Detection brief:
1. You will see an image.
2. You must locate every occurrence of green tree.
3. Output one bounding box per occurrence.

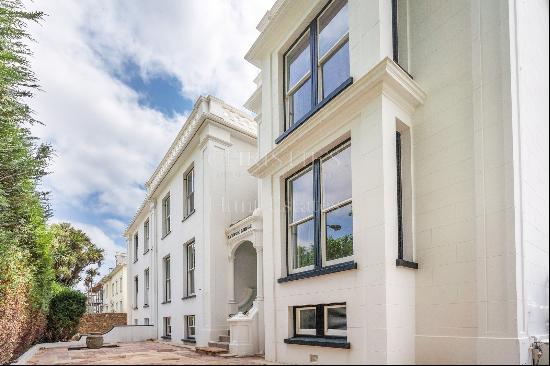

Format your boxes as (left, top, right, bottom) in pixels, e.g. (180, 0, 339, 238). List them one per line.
(0, 1, 52, 363)
(83, 267, 100, 292)
(50, 223, 104, 288)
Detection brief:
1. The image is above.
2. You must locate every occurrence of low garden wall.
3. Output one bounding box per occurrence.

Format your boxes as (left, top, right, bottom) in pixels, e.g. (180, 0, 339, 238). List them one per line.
(78, 313, 127, 335)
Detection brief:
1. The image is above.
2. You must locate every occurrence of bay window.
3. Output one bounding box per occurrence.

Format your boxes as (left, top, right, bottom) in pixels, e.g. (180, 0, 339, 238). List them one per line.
(282, 0, 351, 137)
(285, 141, 353, 277)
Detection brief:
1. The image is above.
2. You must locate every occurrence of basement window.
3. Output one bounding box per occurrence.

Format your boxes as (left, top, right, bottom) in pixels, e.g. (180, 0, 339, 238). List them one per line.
(285, 303, 350, 349)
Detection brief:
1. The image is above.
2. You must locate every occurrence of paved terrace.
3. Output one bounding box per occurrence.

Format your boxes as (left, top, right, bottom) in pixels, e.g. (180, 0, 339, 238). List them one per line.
(23, 341, 274, 365)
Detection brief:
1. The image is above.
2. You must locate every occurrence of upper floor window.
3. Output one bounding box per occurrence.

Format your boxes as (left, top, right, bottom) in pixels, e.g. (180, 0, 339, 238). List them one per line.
(163, 256, 171, 303)
(392, 0, 410, 73)
(162, 193, 171, 237)
(143, 219, 150, 253)
(184, 168, 195, 218)
(144, 268, 150, 307)
(286, 141, 353, 274)
(284, 0, 350, 131)
(133, 233, 138, 262)
(186, 241, 195, 296)
(133, 275, 138, 309)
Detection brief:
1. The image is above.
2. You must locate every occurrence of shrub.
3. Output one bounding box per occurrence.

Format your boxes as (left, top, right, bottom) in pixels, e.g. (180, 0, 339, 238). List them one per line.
(43, 287, 86, 342)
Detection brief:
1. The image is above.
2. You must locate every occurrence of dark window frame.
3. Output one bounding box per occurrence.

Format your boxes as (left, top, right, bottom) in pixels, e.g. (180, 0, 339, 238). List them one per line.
(391, 0, 414, 79)
(283, 140, 354, 279)
(290, 302, 348, 340)
(279, 0, 353, 144)
(183, 167, 195, 220)
(395, 131, 418, 269)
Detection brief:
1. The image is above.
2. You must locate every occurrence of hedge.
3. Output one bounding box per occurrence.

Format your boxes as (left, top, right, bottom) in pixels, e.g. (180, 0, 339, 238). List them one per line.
(42, 286, 87, 342)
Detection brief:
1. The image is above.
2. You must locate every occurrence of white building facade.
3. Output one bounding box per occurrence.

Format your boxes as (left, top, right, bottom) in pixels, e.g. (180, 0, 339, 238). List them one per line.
(100, 253, 128, 314)
(125, 96, 260, 346)
(245, 0, 548, 364)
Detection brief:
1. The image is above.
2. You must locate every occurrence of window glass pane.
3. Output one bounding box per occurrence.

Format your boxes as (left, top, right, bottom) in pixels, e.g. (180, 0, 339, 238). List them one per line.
(326, 203, 353, 261)
(327, 306, 347, 330)
(298, 308, 316, 330)
(289, 168, 314, 223)
(287, 32, 311, 90)
(291, 219, 315, 269)
(321, 41, 349, 98)
(322, 144, 351, 208)
(289, 78, 311, 125)
(318, 0, 348, 58)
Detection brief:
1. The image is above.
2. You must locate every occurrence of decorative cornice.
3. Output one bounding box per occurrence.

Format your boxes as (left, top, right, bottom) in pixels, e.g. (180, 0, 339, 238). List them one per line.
(248, 57, 426, 178)
(124, 96, 257, 236)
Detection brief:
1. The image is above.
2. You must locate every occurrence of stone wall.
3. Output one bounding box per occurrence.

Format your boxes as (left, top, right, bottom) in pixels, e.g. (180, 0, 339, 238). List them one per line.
(78, 313, 127, 335)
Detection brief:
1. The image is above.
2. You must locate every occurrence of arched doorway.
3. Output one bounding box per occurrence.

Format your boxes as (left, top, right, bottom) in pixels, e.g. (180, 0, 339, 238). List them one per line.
(233, 241, 257, 313)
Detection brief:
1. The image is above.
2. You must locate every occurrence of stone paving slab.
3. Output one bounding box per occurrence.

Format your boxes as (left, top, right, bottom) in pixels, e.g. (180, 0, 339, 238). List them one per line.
(24, 341, 275, 365)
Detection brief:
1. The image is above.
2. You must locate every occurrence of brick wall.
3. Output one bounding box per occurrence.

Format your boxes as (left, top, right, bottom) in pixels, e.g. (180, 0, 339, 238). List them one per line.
(78, 313, 127, 335)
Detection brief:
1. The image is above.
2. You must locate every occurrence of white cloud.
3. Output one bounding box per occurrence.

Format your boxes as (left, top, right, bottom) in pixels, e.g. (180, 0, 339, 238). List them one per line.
(24, 0, 273, 238)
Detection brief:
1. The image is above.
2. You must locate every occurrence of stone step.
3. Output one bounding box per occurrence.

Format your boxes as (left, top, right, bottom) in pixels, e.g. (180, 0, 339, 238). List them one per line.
(218, 335, 230, 343)
(208, 341, 229, 350)
(195, 346, 228, 356)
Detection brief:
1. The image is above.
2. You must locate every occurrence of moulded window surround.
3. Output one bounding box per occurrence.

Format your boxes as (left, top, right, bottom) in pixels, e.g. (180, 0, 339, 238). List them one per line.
(162, 194, 171, 238)
(285, 141, 353, 277)
(280, 0, 352, 143)
(183, 167, 195, 220)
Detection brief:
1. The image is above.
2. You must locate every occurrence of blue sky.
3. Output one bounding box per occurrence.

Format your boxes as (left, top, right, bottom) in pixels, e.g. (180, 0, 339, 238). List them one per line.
(26, 0, 273, 281)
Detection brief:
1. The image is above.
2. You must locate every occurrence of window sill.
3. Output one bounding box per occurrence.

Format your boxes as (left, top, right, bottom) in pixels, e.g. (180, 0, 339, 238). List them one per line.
(278, 261, 357, 283)
(395, 258, 418, 269)
(181, 338, 196, 344)
(276, 77, 353, 144)
(161, 231, 171, 240)
(161, 301, 171, 304)
(284, 336, 350, 349)
(143, 305, 149, 308)
(182, 210, 195, 222)
(182, 294, 196, 300)
(161, 336, 172, 340)
(143, 249, 150, 255)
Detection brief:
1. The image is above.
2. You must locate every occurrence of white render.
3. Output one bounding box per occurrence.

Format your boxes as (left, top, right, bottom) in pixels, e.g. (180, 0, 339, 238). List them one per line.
(100, 253, 128, 314)
(125, 96, 260, 346)
(245, 0, 548, 364)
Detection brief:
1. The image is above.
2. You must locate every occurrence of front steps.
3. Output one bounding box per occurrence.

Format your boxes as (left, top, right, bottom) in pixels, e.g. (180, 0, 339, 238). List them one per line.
(195, 331, 234, 357)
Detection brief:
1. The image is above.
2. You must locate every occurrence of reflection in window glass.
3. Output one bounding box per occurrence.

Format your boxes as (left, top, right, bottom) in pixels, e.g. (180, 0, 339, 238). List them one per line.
(289, 79, 312, 125)
(291, 219, 315, 269)
(325, 203, 353, 262)
(298, 308, 316, 333)
(287, 33, 311, 90)
(321, 41, 350, 98)
(322, 144, 351, 208)
(290, 169, 314, 222)
(325, 305, 347, 337)
(318, 0, 349, 58)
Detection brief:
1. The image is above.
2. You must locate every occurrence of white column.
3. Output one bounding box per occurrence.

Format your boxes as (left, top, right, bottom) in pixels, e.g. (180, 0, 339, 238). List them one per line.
(254, 246, 264, 302)
(228, 255, 237, 314)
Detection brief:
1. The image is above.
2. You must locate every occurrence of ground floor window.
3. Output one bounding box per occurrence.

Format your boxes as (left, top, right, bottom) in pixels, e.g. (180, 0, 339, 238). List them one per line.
(163, 317, 171, 338)
(144, 318, 150, 325)
(185, 315, 196, 340)
(294, 303, 347, 338)
(134, 319, 138, 325)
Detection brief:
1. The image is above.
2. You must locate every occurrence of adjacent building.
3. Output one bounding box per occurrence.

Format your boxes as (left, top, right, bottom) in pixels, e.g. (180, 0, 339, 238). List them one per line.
(100, 253, 128, 314)
(244, 0, 548, 364)
(125, 96, 259, 344)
